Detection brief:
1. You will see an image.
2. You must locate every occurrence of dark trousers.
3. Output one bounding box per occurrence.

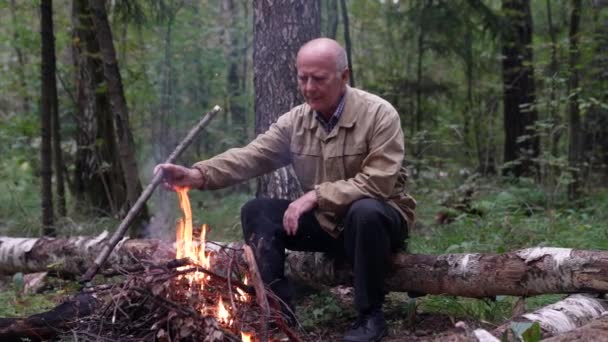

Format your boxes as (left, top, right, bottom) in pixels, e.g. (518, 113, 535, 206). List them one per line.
(241, 197, 406, 314)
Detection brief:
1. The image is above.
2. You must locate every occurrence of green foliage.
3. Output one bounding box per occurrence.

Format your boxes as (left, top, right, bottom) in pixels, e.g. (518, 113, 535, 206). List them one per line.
(0, 289, 59, 318)
(508, 321, 542, 342)
(297, 290, 354, 329)
(419, 295, 512, 324)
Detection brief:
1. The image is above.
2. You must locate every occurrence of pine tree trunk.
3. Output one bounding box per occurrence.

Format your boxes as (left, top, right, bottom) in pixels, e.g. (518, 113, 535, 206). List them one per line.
(583, 1, 608, 177)
(88, 0, 149, 235)
(51, 67, 66, 218)
(252, 0, 320, 200)
(501, 0, 540, 177)
(339, 0, 354, 87)
(72, 0, 127, 216)
(567, 0, 583, 199)
(325, 0, 338, 39)
(40, 0, 56, 236)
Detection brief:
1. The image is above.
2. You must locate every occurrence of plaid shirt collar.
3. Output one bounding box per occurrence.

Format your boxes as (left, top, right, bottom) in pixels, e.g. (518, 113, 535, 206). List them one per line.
(314, 91, 347, 133)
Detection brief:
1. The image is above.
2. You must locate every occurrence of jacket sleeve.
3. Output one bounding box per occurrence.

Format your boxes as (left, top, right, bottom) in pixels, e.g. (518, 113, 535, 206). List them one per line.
(192, 112, 292, 190)
(315, 107, 404, 215)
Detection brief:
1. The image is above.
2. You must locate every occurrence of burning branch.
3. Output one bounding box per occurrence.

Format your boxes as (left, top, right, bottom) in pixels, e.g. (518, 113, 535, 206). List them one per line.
(81, 106, 222, 284)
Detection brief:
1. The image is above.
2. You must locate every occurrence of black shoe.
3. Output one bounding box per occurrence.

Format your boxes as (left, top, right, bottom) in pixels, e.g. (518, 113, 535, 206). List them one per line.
(343, 310, 387, 342)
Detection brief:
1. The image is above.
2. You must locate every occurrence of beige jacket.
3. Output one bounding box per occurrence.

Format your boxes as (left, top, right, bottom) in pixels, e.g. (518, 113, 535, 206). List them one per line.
(193, 87, 416, 237)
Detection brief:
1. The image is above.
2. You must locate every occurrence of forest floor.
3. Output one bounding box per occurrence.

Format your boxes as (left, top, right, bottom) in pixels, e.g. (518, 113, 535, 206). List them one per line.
(1, 166, 608, 340)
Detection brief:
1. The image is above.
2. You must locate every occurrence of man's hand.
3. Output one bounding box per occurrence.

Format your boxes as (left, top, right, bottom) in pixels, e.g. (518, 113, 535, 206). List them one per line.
(283, 190, 318, 236)
(154, 163, 205, 190)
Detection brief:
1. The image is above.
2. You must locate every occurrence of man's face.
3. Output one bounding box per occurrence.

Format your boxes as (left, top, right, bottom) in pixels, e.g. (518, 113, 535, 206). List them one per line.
(296, 53, 348, 117)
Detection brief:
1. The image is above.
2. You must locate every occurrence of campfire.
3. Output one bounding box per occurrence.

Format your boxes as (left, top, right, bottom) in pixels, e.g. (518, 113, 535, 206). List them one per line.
(74, 188, 298, 341)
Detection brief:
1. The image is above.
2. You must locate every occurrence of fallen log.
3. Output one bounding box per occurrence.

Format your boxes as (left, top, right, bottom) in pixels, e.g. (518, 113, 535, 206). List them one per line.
(542, 313, 608, 341)
(492, 294, 607, 338)
(0, 232, 174, 276)
(0, 293, 98, 341)
(286, 247, 608, 297)
(3, 236, 608, 298)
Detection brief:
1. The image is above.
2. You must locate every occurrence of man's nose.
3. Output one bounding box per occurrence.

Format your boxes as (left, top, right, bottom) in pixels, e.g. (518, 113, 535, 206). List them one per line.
(304, 78, 316, 92)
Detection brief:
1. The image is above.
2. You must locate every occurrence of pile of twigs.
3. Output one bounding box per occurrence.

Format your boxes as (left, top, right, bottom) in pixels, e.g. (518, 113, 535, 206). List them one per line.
(72, 243, 298, 341)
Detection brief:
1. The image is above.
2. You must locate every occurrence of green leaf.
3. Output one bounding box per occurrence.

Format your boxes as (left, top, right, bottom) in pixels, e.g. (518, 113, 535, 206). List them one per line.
(510, 321, 533, 337)
(510, 321, 541, 342)
(522, 322, 541, 342)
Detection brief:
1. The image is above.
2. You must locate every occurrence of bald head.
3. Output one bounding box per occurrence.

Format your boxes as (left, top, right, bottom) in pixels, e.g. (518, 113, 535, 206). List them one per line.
(297, 38, 348, 73)
(296, 38, 350, 117)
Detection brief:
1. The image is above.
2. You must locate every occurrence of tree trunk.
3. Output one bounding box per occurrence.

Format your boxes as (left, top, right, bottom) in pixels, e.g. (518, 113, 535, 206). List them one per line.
(223, 0, 247, 145)
(72, 0, 127, 216)
(501, 0, 540, 178)
(492, 294, 607, 338)
(567, 0, 583, 199)
(51, 65, 66, 218)
(325, 0, 338, 39)
(546, 0, 561, 158)
(40, 0, 56, 236)
(252, 0, 320, 200)
(0, 234, 174, 276)
(543, 314, 608, 342)
(583, 1, 608, 178)
(88, 0, 149, 235)
(339, 0, 354, 87)
(286, 247, 608, 297)
(4, 238, 608, 299)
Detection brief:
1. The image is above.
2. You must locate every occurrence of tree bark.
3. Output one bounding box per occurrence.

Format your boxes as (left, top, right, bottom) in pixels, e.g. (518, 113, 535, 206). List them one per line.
(542, 314, 608, 342)
(253, 0, 320, 200)
(0, 233, 174, 276)
(567, 0, 583, 199)
(325, 0, 339, 39)
(545, 0, 561, 158)
(72, 0, 127, 216)
(286, 247, 608, 297)
(492, 294, 607, 338)
(583, 1, 608, 177)
(40, 0, 56, 236)
(88, 0, 149, 235)
(339, 0, 354, 87)
(501, 0, 540, 177)
(4, 238, 608, 299)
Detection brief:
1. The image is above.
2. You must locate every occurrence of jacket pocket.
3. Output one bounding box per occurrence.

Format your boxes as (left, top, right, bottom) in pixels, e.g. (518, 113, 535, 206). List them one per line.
(291, 143, 322, 191)
(338, 144, 367, 179)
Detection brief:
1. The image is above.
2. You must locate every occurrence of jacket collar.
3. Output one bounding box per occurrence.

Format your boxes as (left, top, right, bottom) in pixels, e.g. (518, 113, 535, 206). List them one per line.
(306, 86, 357, 134)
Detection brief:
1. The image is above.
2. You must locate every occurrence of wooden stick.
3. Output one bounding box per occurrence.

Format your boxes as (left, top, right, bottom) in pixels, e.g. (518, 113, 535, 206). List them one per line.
(80, 106, 221, 283)
(243, 245, 270, 342)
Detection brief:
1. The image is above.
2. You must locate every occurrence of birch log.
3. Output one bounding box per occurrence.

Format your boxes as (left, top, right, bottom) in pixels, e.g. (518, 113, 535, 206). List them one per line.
(3, 236, 608, 298)
(286, 247, 608, 297)
(0, 232, 174, 276)
(492, 294, 607, 338)
(541, 313, 608, 341)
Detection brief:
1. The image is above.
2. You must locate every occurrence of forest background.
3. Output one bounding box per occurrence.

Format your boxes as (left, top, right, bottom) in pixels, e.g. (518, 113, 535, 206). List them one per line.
(1, 0, 608, 334)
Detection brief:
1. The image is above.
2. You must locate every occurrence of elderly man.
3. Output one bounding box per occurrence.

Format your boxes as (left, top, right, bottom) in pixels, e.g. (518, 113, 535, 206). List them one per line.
(156, 38, 415, 342)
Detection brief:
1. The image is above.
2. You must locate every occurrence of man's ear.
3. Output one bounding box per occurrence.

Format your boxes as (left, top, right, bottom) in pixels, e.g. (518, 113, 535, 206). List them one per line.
(341, 68, 350, 84)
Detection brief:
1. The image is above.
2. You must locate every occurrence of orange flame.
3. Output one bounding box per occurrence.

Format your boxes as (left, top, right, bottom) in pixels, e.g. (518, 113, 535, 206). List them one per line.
(236, 276, 249, 302)
(241, 331, 253, 342)
(175, 188, 240, 328)
(175, 188, 211, 290)
(217, 296, 230, 324)
(175, 188, 210, 266)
